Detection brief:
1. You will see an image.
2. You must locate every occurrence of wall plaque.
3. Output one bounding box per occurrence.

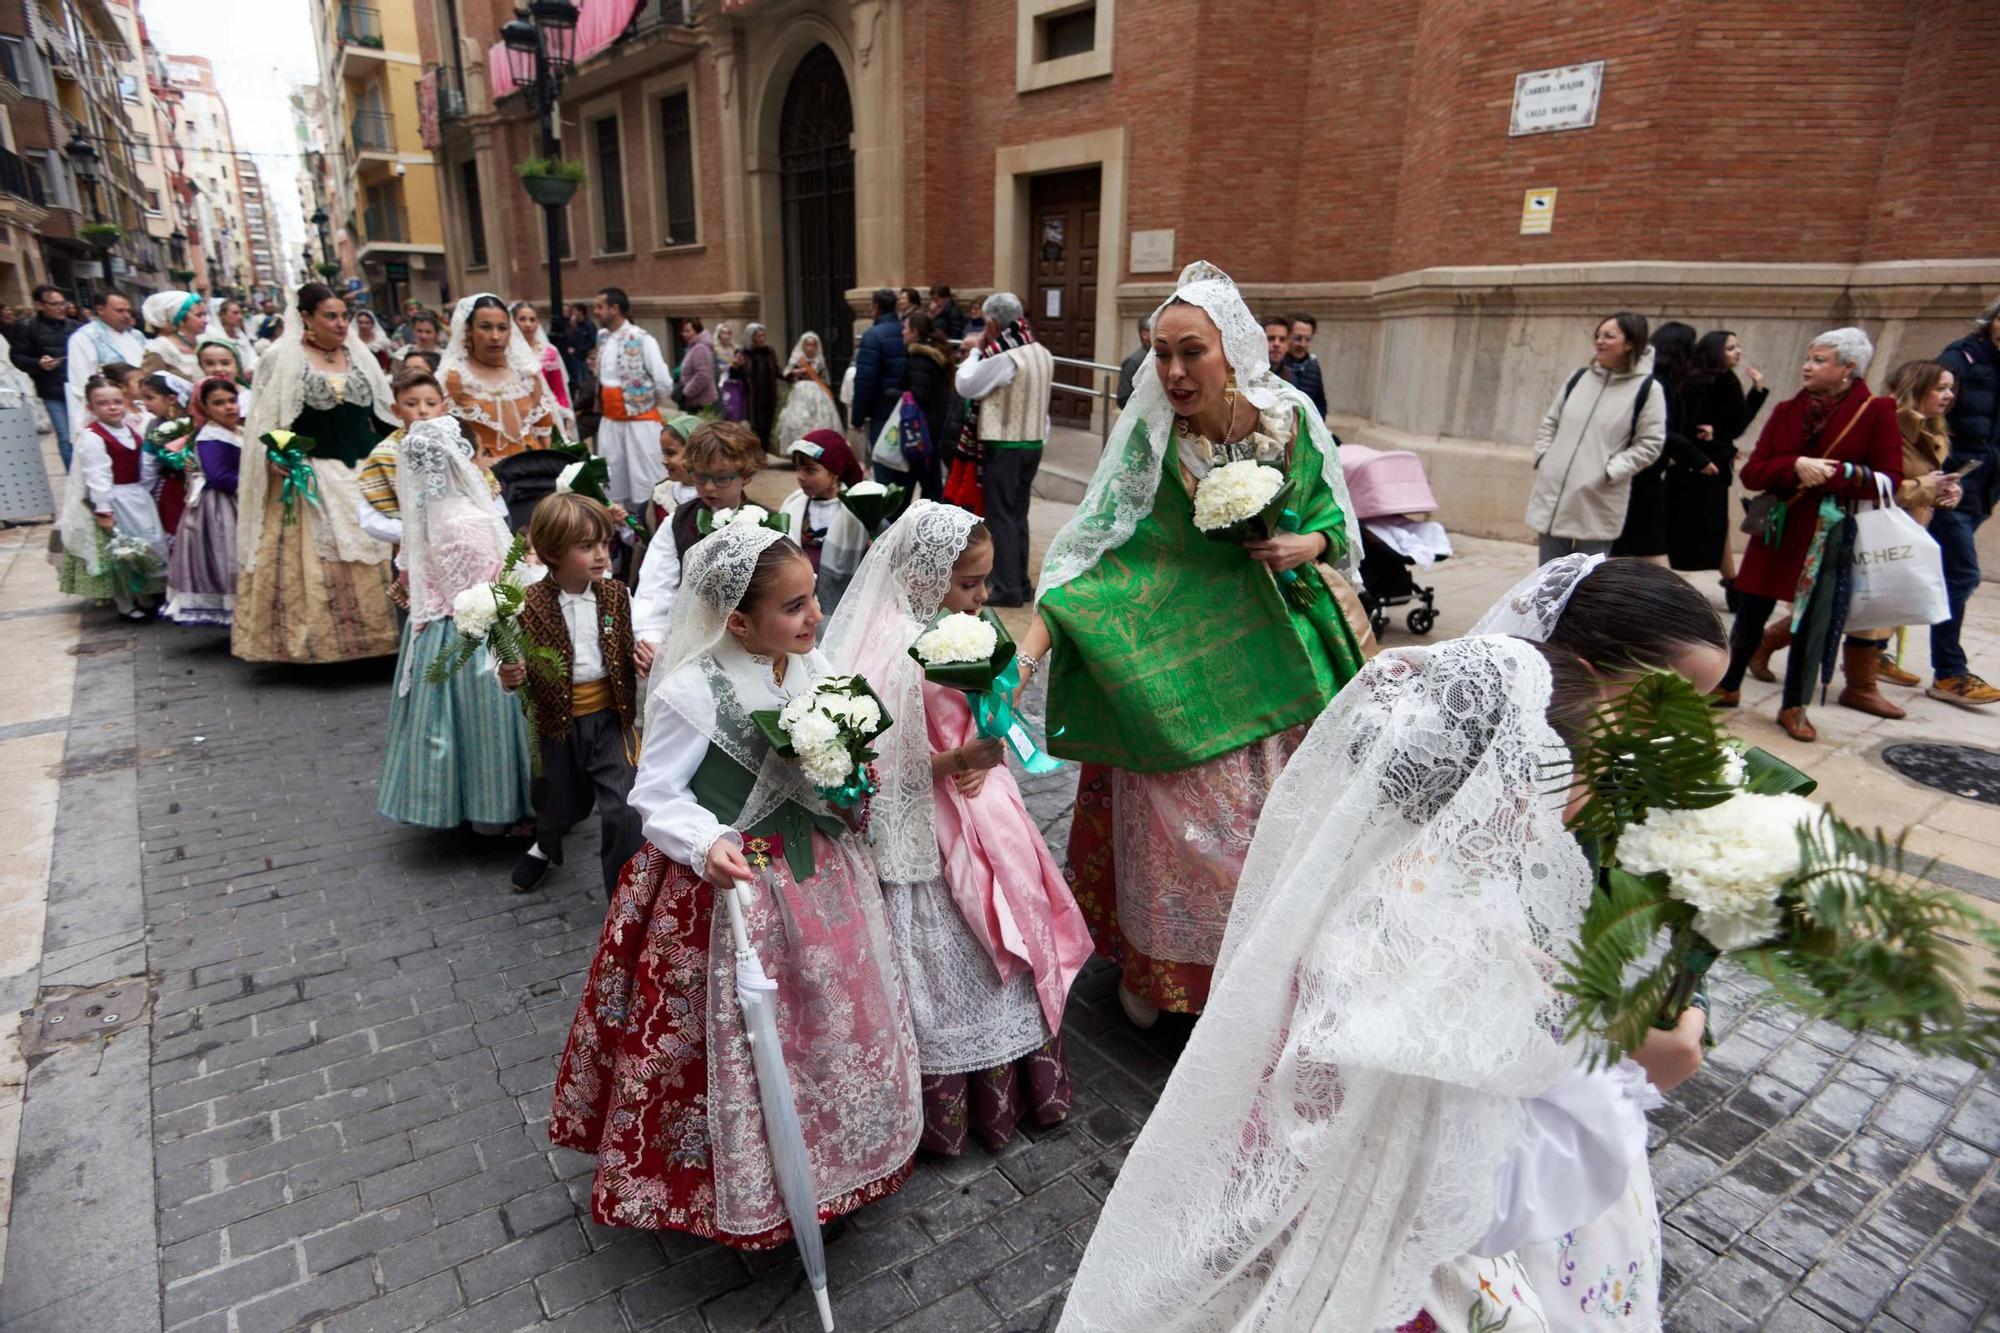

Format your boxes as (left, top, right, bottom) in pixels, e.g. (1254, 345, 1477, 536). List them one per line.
(1509, 62, 1603, 137)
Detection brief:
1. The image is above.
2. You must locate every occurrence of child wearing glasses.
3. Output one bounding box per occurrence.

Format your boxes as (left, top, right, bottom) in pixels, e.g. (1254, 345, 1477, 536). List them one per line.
(631, 419, 766, 656)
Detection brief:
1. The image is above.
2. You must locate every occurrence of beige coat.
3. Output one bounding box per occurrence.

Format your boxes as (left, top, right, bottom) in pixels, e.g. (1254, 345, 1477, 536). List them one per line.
(1524, 346, 1668, 541)
(1894, 406, 1950, 528)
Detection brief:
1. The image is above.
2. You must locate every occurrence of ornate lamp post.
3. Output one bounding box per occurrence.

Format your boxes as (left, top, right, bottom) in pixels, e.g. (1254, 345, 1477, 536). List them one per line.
(501, 0, 579, 320)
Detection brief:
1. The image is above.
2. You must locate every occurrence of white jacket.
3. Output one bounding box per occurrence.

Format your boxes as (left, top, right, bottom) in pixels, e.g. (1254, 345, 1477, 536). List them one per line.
(1524, 346, 1666, 541)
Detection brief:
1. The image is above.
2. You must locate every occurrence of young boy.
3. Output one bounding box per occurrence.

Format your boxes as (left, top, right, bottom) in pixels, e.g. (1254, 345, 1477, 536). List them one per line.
(500, 492, 644, 893)
(630, 419, 764, 646)
(778, 427, 869, 626)
(356, 369, 461, 607)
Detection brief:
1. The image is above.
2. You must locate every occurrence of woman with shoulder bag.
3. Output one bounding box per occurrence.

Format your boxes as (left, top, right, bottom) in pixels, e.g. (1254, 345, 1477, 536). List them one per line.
(1524, 312, 1668, 564)
(1839, 360, 1962, 713)
(1710, 328, 1904, 741)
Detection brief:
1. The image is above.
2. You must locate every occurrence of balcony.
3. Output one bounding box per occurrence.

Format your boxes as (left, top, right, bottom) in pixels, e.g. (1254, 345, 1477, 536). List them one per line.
(416, 68, 466, 150)
(0, 147, 49, 226)
(337, 5, 386, 77)
(0, 38, 24, 104)
(362, 203, 408, 245)
(349, 109, 396, 163)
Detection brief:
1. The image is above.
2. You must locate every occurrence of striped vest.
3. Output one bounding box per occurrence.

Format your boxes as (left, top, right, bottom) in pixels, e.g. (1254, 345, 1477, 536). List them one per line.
(977, 343, 1054, 442)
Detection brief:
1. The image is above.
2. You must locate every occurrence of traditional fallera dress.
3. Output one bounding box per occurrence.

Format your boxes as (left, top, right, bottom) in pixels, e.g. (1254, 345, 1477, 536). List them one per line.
(233, 339, 402, 664)
(1043, 398, 1366, 1014)
(446, 364, 559, 465)
(56, 419, 166, 607)
(776, 336, 844, 444)
(549, 623, 921, 1244)
(825, 501, 1092, 1153)
(376, 418, 534, 829)
(163, 422, 241, 626)
(595, 320, 675, 509)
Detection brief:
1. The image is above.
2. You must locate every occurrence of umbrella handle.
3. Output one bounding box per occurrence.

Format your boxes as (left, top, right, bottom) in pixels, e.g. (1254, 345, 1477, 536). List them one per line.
(726, 878, 755, 957)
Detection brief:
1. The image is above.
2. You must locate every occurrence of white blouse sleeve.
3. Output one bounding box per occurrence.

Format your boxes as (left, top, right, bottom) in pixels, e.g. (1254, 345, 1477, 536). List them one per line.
(74, 433, 115, 513)
(356, 496, 402, 545)
(631, 532, 681, 645)
(1470, 1059, 1661, 1258)
(954, 347, 1017, 400)
(631, 677, 736, 871)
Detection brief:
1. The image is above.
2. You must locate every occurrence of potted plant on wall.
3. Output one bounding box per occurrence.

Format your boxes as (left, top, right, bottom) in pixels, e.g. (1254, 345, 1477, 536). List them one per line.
(316, 261, 342, 279)
(168, 267, 197, 284)
(80, 221, 123, 248)
(515, 156, 585, 208)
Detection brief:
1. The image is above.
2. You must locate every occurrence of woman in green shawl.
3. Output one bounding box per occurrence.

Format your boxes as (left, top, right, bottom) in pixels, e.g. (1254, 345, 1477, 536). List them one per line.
(1014, 261, 1367, 1024)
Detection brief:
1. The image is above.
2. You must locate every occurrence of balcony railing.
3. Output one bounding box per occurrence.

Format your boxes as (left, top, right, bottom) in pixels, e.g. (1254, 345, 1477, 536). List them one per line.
(350, 110, 395, 153)
(362, 203, 408, 244)
(0, 148, 45, 205)
(338, 5, 384, 48)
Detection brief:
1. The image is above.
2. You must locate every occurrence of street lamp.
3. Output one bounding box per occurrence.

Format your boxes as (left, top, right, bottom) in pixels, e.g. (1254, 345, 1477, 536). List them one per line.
(503, 0, 579, 320)
(311, 206, 333, 275)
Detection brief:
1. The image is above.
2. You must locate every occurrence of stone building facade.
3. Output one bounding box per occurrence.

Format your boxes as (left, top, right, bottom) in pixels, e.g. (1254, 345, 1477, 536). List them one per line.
(422, 0, 2000, 535)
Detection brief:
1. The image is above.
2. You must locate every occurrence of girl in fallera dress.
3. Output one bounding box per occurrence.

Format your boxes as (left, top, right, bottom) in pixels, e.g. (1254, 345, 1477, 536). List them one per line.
(778, 428, 871, 628)
(825, 501, 1091, 1153)
(163, 377, 244, 627)
(56, 376, 166, 620)
(375, 415, 534, 830)
(630, 420, 765, 649)
(136, 370, 194, 538)
(550, 524, 921, 1244)
(623, 412, 700, 589)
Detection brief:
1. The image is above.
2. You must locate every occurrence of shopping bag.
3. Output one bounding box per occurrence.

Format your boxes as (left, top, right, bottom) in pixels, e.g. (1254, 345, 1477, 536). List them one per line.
(1846, 476, 1950, 628)
(870, 409, 910, 472)
(895, 391, 933, 466)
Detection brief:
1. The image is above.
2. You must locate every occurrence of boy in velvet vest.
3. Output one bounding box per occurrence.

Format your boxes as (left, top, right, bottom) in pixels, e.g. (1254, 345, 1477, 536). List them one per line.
(499, 493, 643, 893)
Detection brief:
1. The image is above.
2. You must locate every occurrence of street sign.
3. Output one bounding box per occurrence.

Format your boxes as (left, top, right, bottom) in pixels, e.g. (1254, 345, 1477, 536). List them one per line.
(1509, 62, 1604, 137)
(1521, 188, 1557, 235)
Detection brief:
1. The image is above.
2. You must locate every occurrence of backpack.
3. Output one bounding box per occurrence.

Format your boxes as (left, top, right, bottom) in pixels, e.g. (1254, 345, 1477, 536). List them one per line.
(1562, 366, 1655, 451)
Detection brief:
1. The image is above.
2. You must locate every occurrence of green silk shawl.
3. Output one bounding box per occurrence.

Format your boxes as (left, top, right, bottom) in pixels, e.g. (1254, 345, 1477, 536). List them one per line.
(689, 748, 845, 883)
(1040, 411, 1365, 772)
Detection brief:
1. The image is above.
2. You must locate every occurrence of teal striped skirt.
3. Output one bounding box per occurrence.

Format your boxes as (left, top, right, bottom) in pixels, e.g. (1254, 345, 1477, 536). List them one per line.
(378, 619, 535, 829)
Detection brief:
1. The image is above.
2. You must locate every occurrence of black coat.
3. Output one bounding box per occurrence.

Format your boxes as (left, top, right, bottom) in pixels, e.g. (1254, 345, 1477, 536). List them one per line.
(1281, 353, 1327, 416)
(1666, 373, 1770, 570)
(9, 314, 79, 399)
(1939, 331, 2000, 519)
(850, 313, 908, 435)
(900, 344, 952, 451)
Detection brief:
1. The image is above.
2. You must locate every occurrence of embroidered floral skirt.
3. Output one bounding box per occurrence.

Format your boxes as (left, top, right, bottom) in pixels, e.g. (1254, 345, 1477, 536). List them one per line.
(549, 837, 921, 1248)
(1065, 727, 1306, 1016)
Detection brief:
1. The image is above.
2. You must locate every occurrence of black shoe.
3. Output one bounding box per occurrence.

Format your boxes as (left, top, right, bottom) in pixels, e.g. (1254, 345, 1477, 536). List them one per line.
(511, 850, 550, 893)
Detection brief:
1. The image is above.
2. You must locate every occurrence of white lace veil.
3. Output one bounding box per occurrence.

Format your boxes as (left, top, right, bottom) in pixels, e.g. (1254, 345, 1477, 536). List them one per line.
(1468, 553, 1608, 642)
(440, 293, 543, 383)
(785, 332, 828, 380)
(1059, 635, 1596, 1333)
(395, 416, 507, 652)
(644, 525, 831, 834)
(1037, 261, 1362, 603)
(819, 500, 981, 884)
(239, 285, 398, 574)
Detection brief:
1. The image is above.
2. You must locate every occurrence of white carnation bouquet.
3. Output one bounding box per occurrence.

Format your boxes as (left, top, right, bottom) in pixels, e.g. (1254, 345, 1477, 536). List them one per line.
(751, 674, 892, 810)
(913, 611, 999, 668)
(840, 478, 910, 535)
(1562, 674, 2000, 1066)
(1190, 460, 1322, 609)
(105, 530, 166, 597)
(697, 503, 789, 537)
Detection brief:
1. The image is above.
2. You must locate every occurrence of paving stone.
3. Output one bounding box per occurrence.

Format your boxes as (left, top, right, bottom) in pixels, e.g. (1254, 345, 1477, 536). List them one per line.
(322, 1270, 466, 1333)
(162, 1246, 300, 1325)
(377, 1208, 512, 1290)
(233, 1259, 379, 1333)
(301, 1198, 437, 1275)
(227, 1184, 363, 1257)
(458, 1219, 591, 1302)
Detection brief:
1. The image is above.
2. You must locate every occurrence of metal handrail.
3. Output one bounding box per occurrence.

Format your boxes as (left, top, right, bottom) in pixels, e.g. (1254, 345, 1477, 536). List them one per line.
(1050, 354, 1123, 445)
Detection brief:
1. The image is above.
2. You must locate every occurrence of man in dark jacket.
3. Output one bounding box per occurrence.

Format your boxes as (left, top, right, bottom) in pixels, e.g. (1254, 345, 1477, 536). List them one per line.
(929, 284, 966, 341)
(9, 285, 80, 467)
(1930, 300, 2000, 707)
(1283, 314, 1328, 417)
(851, 289, 908, 472)
(1115, 315, 1152, 408)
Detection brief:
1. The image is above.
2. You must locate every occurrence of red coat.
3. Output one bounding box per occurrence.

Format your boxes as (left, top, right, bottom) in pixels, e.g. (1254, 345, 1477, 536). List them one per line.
(1734, 383, 1903, 601)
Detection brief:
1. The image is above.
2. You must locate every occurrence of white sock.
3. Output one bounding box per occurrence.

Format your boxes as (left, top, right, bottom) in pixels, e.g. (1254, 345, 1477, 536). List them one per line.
(526, 845, 549, 861)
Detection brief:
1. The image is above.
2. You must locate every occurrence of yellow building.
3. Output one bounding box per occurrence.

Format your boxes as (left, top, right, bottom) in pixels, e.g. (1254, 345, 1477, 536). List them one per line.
(311, 0, 444, 314)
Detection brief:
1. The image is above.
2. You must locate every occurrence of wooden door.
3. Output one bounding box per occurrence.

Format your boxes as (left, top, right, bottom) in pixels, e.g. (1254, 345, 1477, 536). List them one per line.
(1028, 168, 1100, 429)
(779, 45, 857, 381)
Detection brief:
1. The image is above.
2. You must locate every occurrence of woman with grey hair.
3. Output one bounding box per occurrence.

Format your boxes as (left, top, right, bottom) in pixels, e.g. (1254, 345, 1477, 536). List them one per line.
(1711, 326, 1903, 741)
(955, 291, 1054, 603)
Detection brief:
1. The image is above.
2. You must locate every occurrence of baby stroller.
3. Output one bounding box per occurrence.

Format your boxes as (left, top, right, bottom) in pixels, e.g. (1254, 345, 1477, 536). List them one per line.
(1340, 444, 1451, 638)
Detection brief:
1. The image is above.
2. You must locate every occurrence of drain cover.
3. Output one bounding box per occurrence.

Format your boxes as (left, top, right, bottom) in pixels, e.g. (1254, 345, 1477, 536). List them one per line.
(28, 977, 152, 1052)
(1882, 743, 2000, 806)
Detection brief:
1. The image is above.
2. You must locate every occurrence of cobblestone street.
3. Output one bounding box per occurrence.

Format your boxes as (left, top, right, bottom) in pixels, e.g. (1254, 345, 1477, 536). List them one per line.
(2, 536, 1998, 1333)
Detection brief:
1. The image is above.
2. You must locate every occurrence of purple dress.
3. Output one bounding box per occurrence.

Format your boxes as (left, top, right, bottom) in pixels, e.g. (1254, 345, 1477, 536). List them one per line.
(164, 426, 240, 626)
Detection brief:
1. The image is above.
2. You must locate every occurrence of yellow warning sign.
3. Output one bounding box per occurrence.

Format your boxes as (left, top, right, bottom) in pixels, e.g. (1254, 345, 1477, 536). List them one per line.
(1521, 188, 1557, 235)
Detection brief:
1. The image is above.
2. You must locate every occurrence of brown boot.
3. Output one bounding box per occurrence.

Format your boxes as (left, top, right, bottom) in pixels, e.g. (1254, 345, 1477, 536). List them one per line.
(1778, 706, 1817, 742)
(1839, 642, 1907, 719)
(1748, 623, 1790, 683)
(1877, 650, 1921, 688)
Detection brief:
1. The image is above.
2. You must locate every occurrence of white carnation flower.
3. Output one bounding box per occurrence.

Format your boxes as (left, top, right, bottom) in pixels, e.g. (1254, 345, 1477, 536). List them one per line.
(836, 694, 882, 732)
(555, 460, 587, 495)
(1617, 792, 1819, 953)
(783, 710, 840, 754)
(713, 504, 769, 529)
(451, 584, 501, 638)
(798, 740, 855, 788)
(846, 479, 887, 497)
(1716, 746, 1748, 789)
(780, 693, 817, 728)
(1191, 460, 1285, 531)
(652, 479, 681, 509)
(915, 612, 999, 667)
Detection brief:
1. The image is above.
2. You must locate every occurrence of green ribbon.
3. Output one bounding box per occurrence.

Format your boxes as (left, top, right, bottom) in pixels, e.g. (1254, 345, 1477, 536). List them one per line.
(270, 448, 322, 525)
(971, 657, 1066, 774)
(1272, 506, 1325, 610)
(817, 764, 876, 810)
